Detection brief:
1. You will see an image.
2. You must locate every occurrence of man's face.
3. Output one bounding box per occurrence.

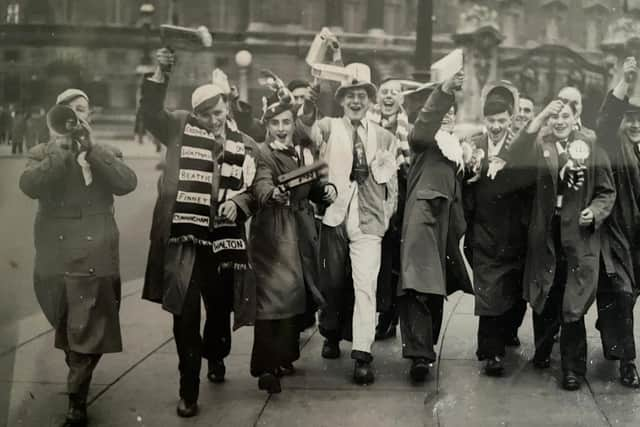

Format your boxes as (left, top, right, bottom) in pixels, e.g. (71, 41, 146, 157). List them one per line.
(484, 111, 511, 143)
(440, 106, 456, 133)
(266, 110, 295, 144)
(291, 86, 309, 110)
(558, 87, 582, 118)
(622, 112, 640, 143)
(548, 104, 576, 140)
(513, 98, 534, 131)
(377, 81, 403, 116)
(68, 97, 90, 122)
(341, 88, 370, 121)
(195, 97, 228, 135)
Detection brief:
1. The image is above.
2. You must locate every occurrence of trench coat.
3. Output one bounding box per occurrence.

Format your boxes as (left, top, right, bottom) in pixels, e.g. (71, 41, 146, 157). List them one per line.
(139, 79, 258, 326)
(502, 128, 616, 322)
(249, 140, 327, 320)
(400, 86, 473, 297)
(19, 140, 137, 353)
(463, 132, 529, 316)
(595, 92, 640, 297)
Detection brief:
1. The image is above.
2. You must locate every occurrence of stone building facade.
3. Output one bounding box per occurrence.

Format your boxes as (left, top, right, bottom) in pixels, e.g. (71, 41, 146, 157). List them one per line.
(1, 0, 640, 124)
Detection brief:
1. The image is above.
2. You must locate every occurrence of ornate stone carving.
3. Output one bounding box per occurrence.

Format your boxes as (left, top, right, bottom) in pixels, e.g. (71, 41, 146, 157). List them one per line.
(581, 0, 611, 13)
(602, 17, 640, 49)
(456, 4, 500, 37)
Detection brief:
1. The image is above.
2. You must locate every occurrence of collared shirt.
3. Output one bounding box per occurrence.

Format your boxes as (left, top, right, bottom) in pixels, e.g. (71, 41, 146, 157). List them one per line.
(487, 133, 507, 158)
(343, 116, 368, 144)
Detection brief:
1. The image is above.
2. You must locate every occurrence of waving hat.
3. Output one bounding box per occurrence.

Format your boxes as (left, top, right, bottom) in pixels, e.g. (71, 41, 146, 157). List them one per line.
(480, 80, 519, 118)
(335, 63, 378, 100)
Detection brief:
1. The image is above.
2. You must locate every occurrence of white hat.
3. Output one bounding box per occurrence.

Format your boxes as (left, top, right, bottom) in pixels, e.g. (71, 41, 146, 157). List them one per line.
(56, 88, 89, 105)
(335, 63, 378, 100)
(191, 83, 226, 111)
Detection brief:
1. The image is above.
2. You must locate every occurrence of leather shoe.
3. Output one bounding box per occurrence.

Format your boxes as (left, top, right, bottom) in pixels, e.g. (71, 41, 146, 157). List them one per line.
(258, 373, 282, 394)
(321, 340, 340, 359)
(176, 399, 199, 418)
(484, 356, 505, 377)
(562, 371, 581, 391)
(620, 362, 640, 389)
(63, 394, 87, 427)
(353, 360, 375, 385)
(207, 359, 226, 383)
(409, 358, 430, 382)
(532, 356, 551, 369)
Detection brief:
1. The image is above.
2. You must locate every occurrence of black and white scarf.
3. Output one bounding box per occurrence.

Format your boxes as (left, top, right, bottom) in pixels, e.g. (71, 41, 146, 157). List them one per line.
(169, 115, 252, 271)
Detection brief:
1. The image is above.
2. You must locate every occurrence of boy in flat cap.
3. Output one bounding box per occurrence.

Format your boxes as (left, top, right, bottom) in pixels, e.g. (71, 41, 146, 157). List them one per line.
(139, 48, 259, 417)
(20, 88, 137, 426)
(594, 56, 640, 388)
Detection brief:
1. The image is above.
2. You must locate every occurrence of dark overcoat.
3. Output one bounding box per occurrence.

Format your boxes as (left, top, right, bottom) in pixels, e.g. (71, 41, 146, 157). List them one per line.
(19, 140, 137, 353)
(249, 141, 326, 320)
(596, 92, 640, 297)
(463, 132, 529, 316)
(139, 79, 258, 325)
(400, 86, 473, 297)
(504, 128, 616, 322)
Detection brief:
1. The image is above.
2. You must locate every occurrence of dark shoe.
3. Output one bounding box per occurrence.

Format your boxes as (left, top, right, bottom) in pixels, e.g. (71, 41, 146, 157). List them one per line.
(484, 356, 505, 377)
(620, 362, 640, 389)
(176, 399, 199, 418)
(409, 358, 430, 382)
(63, 393, 87, 427)
(532, 356, 551, 370)
(562, 371, 581, 391)
(276, 363, 296, 377)
(353, 360, 375, 385)
(258, 373, 282, 394)
(321, 340, 340, 359)
(504, 335, 521, 347)
(207, 359, 226, 383)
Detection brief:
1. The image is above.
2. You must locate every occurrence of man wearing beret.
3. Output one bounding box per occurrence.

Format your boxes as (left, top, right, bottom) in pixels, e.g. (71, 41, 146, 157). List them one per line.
(139, 48, 259, 417)
(463, 83, 528, 376)
(20, 88, 137, 426)
(304, 63, 398, 385)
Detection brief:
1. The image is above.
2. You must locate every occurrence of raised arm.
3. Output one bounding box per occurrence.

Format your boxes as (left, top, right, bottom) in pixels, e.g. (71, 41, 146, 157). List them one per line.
(86, 144, 137, 196)
(409, 85, 455, 153)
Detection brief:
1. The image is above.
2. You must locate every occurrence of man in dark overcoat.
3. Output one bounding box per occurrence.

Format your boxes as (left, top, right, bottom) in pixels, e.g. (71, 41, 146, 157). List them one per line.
(463, 84, 528, 376)
(19, 88, 137, 426)
(139, 49, 258, 417)
(399, 70, 473, 383)
(594, 56, 640, 388)
(499, 99, 615, 390)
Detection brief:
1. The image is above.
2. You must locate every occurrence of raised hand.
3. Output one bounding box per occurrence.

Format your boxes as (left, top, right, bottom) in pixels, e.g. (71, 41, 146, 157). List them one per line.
(442, 71, 464, 95)
(623, 56, 637, 85)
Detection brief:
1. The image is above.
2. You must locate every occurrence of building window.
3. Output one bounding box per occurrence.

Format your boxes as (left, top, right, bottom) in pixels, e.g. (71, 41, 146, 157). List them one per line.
(344, 0, 365, 33)
(384, 0, 402, 35)
(6, 2, 20, 24)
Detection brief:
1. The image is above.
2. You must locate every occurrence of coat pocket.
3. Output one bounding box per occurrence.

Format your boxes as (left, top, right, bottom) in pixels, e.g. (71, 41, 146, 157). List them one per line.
(416, 189, 449, 225)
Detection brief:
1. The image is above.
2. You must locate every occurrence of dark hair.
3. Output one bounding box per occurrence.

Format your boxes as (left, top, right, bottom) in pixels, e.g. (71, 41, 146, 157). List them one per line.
(483, 100, 512, 117)
(287, 79, 310, 92)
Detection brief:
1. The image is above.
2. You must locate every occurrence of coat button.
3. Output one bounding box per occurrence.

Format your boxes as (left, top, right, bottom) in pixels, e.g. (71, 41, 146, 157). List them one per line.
(89, 268, 95, 274)
(87, 236, 93, 241)
(58, 235, 64, 241)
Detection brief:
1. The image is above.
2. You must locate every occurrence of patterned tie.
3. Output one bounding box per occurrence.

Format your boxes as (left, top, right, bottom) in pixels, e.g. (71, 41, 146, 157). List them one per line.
(350, 120, 369, 185)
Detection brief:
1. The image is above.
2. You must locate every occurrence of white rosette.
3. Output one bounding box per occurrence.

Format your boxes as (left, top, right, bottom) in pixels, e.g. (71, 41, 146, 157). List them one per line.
(242, 155, 257, 187)
(370, 149, 396, 184)
(435, 129, 463, 171)
(568, 139, 590, 165)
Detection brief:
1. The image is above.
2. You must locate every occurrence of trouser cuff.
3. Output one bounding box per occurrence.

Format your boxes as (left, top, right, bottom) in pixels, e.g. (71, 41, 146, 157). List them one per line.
(351, 350, 373, 363)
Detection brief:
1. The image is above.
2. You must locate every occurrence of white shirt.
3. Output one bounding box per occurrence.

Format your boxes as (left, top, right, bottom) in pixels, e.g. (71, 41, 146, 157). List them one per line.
(487, 133, 507, 158)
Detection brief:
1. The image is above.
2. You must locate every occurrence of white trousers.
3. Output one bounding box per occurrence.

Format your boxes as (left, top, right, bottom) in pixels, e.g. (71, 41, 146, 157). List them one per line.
(345, 196, 382, 355)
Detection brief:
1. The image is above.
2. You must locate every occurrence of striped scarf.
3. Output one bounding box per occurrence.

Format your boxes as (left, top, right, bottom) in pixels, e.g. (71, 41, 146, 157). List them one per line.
(367, 105, 411, 168)
(169, 115, 250, 271)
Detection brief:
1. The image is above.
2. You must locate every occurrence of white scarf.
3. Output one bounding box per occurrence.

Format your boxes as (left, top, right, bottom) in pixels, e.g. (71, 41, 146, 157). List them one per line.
(435, 129, 463, 172)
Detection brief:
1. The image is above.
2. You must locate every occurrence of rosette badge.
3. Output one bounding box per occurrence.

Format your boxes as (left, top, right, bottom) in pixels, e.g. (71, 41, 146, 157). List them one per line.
(568, 139, 590, 166)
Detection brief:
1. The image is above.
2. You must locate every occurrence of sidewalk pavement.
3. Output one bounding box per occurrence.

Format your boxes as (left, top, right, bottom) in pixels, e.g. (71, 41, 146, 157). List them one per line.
(1, 278, 639, 427)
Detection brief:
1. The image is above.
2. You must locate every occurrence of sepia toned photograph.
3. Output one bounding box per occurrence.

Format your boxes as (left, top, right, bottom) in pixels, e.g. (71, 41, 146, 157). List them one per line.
(1, 1, 640, 426)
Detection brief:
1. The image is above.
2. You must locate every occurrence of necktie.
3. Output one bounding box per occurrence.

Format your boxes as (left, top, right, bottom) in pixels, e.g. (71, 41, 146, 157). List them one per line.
(350, 121, 369, 185)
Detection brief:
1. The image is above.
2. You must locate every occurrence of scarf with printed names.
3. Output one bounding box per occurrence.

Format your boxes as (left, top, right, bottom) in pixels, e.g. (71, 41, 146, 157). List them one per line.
(169, 115, 249, 271)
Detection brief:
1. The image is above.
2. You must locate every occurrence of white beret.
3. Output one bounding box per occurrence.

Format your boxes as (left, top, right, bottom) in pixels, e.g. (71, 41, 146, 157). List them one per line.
(56, 88, 89, 105)
(191, 84, 226, 110)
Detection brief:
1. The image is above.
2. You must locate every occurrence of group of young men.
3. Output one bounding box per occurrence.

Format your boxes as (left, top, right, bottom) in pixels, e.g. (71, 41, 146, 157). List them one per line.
(19, 44, 640, 426)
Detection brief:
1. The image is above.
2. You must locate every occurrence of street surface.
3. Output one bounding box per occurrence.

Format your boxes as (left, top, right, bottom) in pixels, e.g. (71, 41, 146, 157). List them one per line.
(1, 133, 640, 426)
